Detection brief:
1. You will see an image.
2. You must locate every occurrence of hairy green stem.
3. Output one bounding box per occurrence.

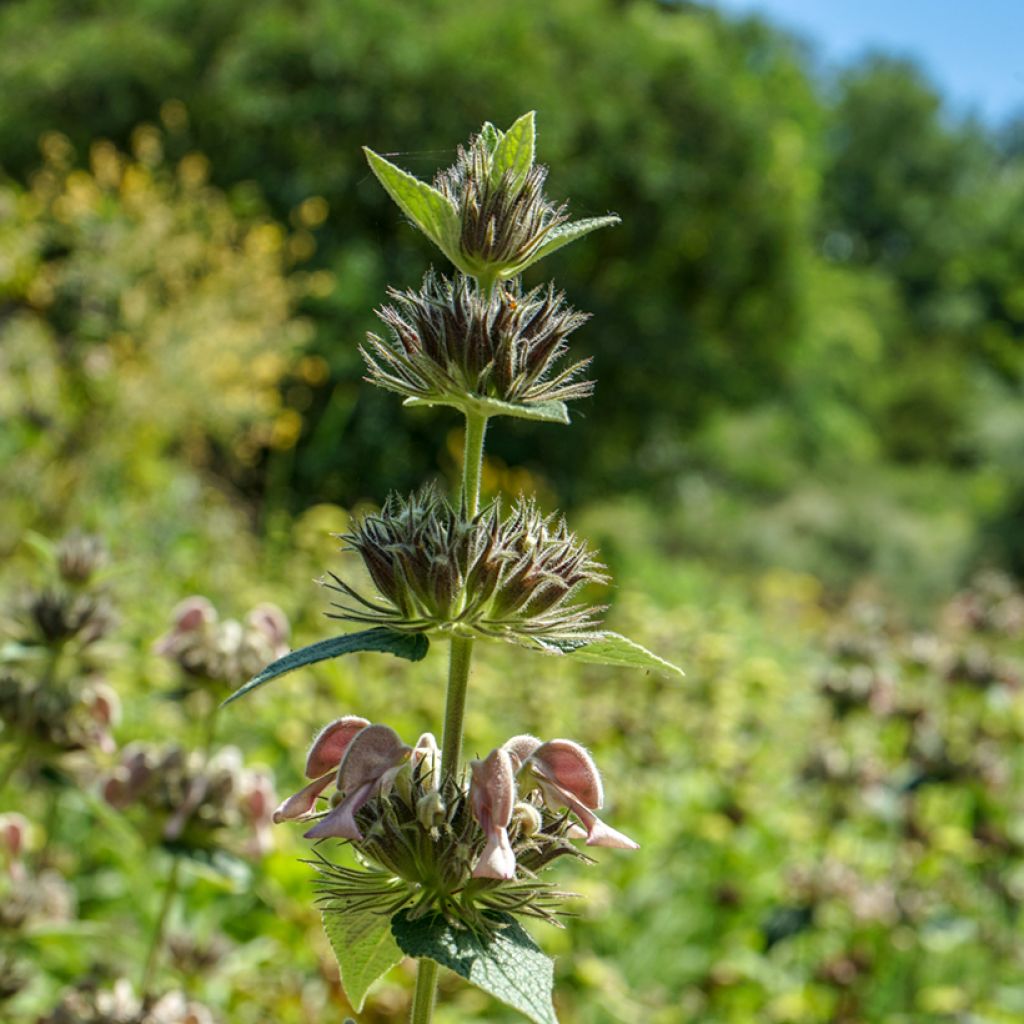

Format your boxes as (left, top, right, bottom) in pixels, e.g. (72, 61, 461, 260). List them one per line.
(440, 636, 473, 780)
(410, 410, 489, 1022)
(461, 411, 488, 517)
(409, 957, 439, 1024)
(140, 854, 181, 999)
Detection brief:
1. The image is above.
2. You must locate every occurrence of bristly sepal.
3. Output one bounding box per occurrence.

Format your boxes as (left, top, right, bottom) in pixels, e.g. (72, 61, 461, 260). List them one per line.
(362, 270, 593, 423)
(323, 484, 609, 648)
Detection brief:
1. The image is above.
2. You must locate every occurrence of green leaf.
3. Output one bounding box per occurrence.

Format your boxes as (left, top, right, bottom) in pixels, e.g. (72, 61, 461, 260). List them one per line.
(545, 632, 685, 677)
(222, 628, 430, 706)
(392, 910, 557, 1024)
(363, 148, 462, 263)
(491, 111, 535, 191)
(479, 121, 502, 155)
(512, 215, 621, 275)
(403, 394, 570, 425)
(323, 904, 404, 1012)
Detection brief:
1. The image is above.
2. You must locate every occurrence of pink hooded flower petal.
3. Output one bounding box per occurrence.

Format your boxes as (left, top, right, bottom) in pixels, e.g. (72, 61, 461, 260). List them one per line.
(305, 716, 370, 778)
(536, 779, 639, 850)
(528, 739, 638, 850)
(470, 748, 518, 880)
(272, 771, 335, 823)
(502, 734, 542, 771)
(303, 725, 411, 842)
(474, 826, 517, 880)
(582, 816, 639, 850)
(336, 724, 411, 794)
(304, 781, 374, 841)
(529, 739, 603, 809)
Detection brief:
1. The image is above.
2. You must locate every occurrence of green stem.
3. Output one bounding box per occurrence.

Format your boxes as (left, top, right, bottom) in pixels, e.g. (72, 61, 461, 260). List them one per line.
(462, 412, 488, 517)
(440, 636, 473, 780)
(410, 410, 489, 1022)
(409, 958, 439, 1024)
(140, 854, 181, 999)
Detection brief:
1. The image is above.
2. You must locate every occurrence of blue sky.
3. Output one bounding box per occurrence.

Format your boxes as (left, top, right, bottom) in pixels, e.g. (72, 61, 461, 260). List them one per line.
(712, 0, 1024, 123)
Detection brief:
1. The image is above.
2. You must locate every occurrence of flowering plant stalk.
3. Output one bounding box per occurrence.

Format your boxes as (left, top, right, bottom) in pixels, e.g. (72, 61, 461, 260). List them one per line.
(226, 113, 683, 1023)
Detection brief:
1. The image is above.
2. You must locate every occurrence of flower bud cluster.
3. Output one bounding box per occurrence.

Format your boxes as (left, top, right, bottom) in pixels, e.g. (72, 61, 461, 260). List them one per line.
(433, 129, 568, 279)
(5, 534, 115, 649)
(155, 597, 289, 689)
(275, 716, 636, 930)
(38, 979, 214, 1024)
(0, 812, 76, 933)
(325, 485, 607, 647)
(363, 270, 592, 413)
(0, 671, 120, 755)
(102, 744, 275, 858)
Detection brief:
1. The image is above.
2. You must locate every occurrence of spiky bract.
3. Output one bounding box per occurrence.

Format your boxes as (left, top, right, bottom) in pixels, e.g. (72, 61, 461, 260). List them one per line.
(362, 271, 593, 412)
(434, 133, 568, 276)
(323, 485, 607, 648)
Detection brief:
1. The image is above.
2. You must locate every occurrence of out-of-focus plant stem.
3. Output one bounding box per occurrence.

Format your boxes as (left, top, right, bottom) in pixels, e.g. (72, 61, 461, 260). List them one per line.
(140, 853, 181, 999)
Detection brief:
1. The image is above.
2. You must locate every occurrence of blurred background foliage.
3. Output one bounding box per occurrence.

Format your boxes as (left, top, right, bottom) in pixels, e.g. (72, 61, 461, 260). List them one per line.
(2, 0, 1024, 1022)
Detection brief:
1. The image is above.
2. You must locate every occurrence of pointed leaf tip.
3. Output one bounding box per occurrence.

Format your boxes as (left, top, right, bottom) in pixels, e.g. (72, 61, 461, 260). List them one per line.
(492, 111, 536, 191)
(545, 632, 684, 677)
(222, 628, 429, 706)
(363, 147, 462, 265)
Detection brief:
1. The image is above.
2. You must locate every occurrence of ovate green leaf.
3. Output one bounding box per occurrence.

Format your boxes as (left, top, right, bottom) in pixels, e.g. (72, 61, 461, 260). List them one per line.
(392, 910, 557, 1024)
(491, 111, 536, 191)
(222, 628, 430, 705)
(545, 632, 684, 677)
(323, 904, 404, 1012)
(363, 148, 462, 263)
(513, 215, 621, 274)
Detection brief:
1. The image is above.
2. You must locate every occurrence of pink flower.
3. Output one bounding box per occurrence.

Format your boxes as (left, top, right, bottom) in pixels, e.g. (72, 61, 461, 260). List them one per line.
(525, 739, 639, 850)
(304, 725, 411, 841)
(154, 596, 217, 656)
(272, 716, 369, 823)
(469, 747, 517, 880)
(246, 603, 290, 657)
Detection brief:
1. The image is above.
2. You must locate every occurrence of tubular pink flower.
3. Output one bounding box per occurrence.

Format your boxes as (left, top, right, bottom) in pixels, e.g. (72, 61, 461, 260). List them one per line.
(469, 748, 518, 880)
(154, 596, 216, 655)
(305, 717, 371, 777)
(527, 739, 639, 851)
(304, 725, 410, 841)
(246, 603, 291, 655)
(273, 716, 370, 823)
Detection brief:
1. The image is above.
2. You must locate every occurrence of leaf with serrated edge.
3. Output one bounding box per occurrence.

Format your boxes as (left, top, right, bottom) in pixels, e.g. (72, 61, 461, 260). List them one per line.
(323, 904, 403, 1012)
(222, 628, 429, 706)
(491, 111, 535, 191)
(363, 148, 463, 265)
(538, 632, 684, 677)
(403, 394, 569, 425)
(392, 911, 557, 1024)
(510, 216, 621, 276)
